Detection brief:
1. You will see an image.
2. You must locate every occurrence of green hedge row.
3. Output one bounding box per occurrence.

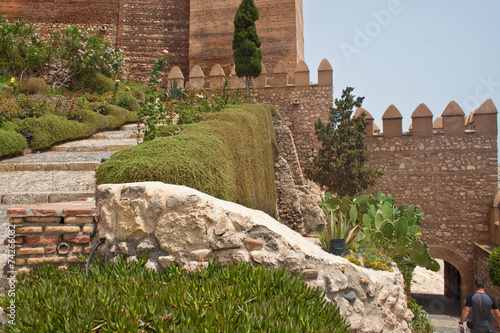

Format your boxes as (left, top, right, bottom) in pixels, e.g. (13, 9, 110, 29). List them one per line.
(96, 104, 278, 217)
(0, 105, 137, 156)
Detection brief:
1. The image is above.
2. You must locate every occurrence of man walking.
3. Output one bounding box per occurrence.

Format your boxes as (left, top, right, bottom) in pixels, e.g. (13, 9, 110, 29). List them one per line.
(460, 278, 500, 333)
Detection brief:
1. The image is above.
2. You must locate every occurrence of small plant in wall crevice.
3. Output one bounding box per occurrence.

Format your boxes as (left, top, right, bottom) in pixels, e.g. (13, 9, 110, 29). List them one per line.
(488, 246, 500, 286)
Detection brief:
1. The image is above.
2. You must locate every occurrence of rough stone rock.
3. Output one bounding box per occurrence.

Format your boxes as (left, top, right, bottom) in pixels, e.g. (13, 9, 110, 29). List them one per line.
(297, 180, 325, 233)
(96, 182, 413, 332)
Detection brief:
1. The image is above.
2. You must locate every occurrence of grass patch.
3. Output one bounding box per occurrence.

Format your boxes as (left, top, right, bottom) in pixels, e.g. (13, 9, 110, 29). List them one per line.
(96, 104, 278, 217)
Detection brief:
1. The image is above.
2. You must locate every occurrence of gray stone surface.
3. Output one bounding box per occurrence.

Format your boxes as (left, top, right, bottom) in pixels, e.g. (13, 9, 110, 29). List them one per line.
(0, 151, 114, 164)
(0, 171, 95, 193)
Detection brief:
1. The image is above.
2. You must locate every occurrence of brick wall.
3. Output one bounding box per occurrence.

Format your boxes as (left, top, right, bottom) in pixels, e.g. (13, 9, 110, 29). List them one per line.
(5, 201, 96, 274)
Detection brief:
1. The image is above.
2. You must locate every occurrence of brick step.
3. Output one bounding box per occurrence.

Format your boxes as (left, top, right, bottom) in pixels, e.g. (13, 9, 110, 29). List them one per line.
(50, 139, 137, 152)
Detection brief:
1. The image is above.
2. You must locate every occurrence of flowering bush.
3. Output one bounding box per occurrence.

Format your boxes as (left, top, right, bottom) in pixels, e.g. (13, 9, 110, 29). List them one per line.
(46, 26, 124, 90)
(0, 15, 47, 77)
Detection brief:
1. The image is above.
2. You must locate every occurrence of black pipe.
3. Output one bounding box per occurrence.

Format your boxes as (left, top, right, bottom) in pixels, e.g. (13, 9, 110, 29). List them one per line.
(86, 239, 105, 277)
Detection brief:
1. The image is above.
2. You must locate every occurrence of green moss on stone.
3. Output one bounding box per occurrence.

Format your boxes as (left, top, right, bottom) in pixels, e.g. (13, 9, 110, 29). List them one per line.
(0, 129, 26, 157)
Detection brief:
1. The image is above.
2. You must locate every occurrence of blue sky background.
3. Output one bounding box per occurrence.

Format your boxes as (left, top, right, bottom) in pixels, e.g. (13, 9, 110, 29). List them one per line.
(303, 0, 500, 132)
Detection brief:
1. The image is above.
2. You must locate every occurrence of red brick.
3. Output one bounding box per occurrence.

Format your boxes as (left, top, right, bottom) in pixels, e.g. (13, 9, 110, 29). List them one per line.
(31, 208, 57, 215)
(7, 208, 26, 215)
(302, 269, 319, 280)
(26, 216, 61, 223)
(25, 236, 61, 244)
(4, 237, 23, 245)
(63, 235, 90, 244)
(83, 247, 92, 254)
(67, 257, 86, 264)
(63, 209, 95, 215)
(46, 246, 57, 254)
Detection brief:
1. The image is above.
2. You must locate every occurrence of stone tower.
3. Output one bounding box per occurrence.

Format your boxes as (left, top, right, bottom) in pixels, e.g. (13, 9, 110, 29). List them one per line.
(1, 0, 304, 81)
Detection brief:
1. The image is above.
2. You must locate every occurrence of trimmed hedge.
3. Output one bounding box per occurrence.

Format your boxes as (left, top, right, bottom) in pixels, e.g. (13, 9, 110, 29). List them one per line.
(96, 104, 278, 217)
(0, 105, 137, 153)
(0, 128, 26, 157)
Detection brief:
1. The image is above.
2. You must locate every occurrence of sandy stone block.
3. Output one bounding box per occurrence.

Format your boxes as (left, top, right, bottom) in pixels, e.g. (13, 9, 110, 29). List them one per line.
(0, 164, 15, 172)
(72, 246, 83, 253)
(68, 162, 99, 171)
(25, 236, 61, 243)
(26, 216, 62, 223)
(83, 247, 92, 254)
(16, 227, 43, 234)
(64, 216, 94, 224)
(81, 225, 94, 234)
(67, 257, 86, 264)
(15, 164, 43, 171)
(9, 217, 24, 224)
(4, 194, 48, 205)
(43, 163, 68, 171)
(63, 235, 90, 244)
(15, 258, 25, 266)
(45, 226, 80, 233)
(18, 247, 45, 255)
(17, 268, 31, 275)
(27, 257, 65, 265)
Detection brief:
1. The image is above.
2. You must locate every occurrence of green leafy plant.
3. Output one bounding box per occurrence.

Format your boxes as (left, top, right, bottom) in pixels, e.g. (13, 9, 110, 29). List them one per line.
(315, 192, 375, 251)
(0, 257, 350, 332)
(488, 246, 500, 286)
(407, 294, 434, 332)
(305, 87, 382, 197)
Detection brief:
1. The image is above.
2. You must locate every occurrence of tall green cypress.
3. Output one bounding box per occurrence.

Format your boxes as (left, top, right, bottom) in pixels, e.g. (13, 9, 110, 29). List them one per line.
(232, 0, 262, 96)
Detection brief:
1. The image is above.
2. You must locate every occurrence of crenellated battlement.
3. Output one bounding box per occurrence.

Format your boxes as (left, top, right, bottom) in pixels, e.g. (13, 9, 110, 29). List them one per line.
(355, 99, 498, 137)
(164, 59, 333, 91)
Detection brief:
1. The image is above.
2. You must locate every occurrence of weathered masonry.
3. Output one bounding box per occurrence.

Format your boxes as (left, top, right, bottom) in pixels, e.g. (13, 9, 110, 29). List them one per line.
(1, 0, 304, 81)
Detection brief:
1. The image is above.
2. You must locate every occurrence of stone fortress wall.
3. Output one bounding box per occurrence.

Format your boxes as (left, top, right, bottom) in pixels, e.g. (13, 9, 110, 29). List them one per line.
(0, 0, 302, 82)
(359, 100, 499, 301)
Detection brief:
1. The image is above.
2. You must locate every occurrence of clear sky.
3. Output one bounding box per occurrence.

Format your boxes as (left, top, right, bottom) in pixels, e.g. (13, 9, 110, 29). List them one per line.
(303, 0, 500, 132)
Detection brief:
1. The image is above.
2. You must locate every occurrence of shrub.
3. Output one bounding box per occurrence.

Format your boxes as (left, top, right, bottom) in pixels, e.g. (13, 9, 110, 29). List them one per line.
(73, 72, 115, 94)
(407, 295, 434, 333)
(488, 247, 500, 286)
(0, 128, 26, 157)
(0, 258, 350, 332)
(115, 91, 140, 112)
(96, 104, 277, 217)
(0, 97, 21, 119)
(17, 77, 48, 95)
(16, 95, 48, 119)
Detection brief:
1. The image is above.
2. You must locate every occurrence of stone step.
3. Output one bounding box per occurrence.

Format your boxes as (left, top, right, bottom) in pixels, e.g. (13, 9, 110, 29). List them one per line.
(0, 151, 114, 172)
(120, 123, 145, 131)
(91, 130, 143, 140)
(50, 139, 137, 152)
(0, 171, 96, 205)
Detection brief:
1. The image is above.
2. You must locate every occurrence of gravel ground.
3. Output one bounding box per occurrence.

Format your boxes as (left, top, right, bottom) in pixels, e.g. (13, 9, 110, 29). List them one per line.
(0, 171, 96, 193)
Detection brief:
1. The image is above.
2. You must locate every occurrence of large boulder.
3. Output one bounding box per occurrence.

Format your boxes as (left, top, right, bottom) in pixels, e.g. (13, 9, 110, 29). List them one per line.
(96, 182, 413, 333)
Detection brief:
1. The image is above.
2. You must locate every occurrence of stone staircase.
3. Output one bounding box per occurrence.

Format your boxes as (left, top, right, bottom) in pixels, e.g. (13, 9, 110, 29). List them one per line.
(0, 124, 142, 271)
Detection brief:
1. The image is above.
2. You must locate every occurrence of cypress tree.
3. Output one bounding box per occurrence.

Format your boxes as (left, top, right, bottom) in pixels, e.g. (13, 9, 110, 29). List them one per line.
(232, 0, 262, 96)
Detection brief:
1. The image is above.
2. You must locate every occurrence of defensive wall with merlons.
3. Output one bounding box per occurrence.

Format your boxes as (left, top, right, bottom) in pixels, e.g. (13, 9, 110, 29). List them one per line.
(357, 100, 499, 303)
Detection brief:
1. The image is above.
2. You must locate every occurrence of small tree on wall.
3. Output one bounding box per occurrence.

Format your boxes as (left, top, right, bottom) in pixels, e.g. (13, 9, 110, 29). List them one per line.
(305, 87, 382, 197)
(232, 0, 262, 97)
